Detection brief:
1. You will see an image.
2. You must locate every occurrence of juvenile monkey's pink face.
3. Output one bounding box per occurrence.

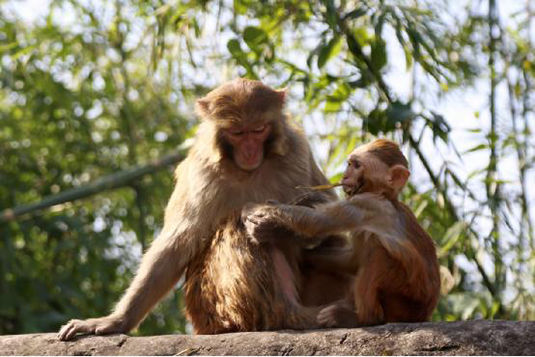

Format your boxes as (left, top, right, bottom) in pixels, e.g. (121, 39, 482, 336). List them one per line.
(342, 151, 365, 196)
(223, 123, 272, 171)
(342, 147, 389, 196)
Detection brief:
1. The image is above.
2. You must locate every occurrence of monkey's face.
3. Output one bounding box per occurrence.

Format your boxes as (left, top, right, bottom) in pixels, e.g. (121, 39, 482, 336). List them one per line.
(195, 78, 287, 171)
(342, 144, 411, 198)
(222, 123, 272, 171)
(342, 147, 390, 197)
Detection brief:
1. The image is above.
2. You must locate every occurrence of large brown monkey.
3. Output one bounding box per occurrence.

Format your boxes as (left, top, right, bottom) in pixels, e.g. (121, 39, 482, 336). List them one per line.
(244, 139, 441, 327)
(58, 78, 343, 340)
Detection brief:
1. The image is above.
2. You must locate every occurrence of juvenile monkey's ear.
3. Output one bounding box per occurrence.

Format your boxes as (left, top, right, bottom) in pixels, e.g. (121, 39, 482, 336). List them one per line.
(388, 164, 410, 191)
(195, 98, 211, 118)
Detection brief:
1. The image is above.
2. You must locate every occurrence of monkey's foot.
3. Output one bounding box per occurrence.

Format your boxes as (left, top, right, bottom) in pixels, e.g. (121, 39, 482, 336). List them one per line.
(317, 304, 359, 328)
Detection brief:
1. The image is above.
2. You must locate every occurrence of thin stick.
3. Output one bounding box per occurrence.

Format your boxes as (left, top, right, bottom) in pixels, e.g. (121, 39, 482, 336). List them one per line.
(295, 183, 343, 191)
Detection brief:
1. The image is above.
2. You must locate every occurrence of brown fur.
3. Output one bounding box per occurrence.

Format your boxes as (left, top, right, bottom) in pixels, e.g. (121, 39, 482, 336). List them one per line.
(185, 214, 320, 333)
(243, 139, 441, 327)
(342, 198, 440, 325)
(58, 78, 341, 340)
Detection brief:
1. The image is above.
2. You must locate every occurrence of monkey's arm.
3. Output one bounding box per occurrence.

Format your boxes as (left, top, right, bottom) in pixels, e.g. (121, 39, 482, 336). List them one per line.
(58, 171, 210, 341)
(58, 231, 185, 340)
(243, 201, 355, 242)
(244, 193, 396, 243)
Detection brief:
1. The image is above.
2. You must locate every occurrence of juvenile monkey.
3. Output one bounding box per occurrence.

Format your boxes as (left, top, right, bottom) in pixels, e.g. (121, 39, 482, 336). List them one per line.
(58, 78, 343, 340)
(244, 139, 441, 327)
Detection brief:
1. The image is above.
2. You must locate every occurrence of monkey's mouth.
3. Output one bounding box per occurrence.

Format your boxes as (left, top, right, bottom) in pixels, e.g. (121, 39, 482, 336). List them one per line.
(343, 181, 364, 197)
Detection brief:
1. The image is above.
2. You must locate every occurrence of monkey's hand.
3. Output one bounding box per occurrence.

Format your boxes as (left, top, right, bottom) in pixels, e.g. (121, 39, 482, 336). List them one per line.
(242, 204, 286, 245)
(58, 315, 129, 341)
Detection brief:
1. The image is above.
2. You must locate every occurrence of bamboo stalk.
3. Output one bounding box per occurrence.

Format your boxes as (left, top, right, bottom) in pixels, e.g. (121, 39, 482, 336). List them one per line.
(295, 183, 343, 191)
(0, 151, 185, 223)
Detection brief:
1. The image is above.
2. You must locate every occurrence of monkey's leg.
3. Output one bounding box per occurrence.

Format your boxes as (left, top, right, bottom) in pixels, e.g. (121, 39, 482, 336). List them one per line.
(353, 268, 384, 326)
(185, 219, 274, 333)
(186, 218, 322, 333)
(270, 247, 324, 330)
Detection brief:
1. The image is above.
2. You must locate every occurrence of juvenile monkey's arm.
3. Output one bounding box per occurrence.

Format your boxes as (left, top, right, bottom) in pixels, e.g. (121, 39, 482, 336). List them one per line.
(279, 202, 362, 236)
(244, 193, 397, 243)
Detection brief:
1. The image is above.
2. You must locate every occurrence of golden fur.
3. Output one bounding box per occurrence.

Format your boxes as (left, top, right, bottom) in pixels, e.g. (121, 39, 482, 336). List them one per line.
(58, 78, 342, 340)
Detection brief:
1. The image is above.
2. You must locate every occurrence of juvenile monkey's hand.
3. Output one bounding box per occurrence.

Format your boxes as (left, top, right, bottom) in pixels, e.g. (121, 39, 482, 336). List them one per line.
(242, 204, 285, 244)
(58, 315, 128, 341)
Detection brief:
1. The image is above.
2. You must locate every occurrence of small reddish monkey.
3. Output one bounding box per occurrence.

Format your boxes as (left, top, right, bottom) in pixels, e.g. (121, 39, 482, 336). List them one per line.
(244, 139, 441, 327)
(58, 78, 344, 340)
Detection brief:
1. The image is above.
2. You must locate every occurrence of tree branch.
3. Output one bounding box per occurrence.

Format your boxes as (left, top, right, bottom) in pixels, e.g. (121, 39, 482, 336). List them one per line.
(0, 151, 185, 223)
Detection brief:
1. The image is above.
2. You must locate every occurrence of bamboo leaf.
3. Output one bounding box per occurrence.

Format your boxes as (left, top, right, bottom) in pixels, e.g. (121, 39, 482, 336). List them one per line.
(317, 36, 342, 69)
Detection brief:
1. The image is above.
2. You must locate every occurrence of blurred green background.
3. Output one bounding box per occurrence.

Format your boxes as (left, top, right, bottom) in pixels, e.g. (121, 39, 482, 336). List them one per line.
(1, 0, 534, 335)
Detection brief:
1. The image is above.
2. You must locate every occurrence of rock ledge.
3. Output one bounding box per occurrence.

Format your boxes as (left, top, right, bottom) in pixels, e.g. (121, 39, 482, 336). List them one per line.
(1, 320, 534, 355)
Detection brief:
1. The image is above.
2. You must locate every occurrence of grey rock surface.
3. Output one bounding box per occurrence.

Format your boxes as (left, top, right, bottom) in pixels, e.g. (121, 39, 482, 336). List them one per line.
(1, 320, 534, 355)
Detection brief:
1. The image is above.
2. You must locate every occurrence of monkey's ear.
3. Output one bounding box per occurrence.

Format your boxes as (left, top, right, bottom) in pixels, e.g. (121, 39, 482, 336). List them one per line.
(275, 88, 287, 105)
(195, 98, 211, 118)
(194, 122, 222, 163)
(388, 165, 410, 191)
(270, 119, 289, 156)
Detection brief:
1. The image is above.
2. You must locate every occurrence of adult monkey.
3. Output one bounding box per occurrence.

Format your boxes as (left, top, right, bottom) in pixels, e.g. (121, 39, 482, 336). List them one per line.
(58, 78, 343, 340)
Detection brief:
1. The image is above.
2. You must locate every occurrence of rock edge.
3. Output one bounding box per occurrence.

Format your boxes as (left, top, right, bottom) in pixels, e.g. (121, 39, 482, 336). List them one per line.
(1, 320, 534, 355)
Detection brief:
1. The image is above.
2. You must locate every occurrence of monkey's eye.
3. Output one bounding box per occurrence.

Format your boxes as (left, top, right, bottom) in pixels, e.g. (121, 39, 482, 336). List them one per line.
(348, 160, 360, 168)
(229, 130, 245, 136)
(252, 125, 266, 133)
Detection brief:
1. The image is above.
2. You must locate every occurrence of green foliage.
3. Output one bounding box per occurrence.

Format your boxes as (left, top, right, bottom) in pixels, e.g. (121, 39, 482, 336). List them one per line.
(0, 1, 190, 334)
